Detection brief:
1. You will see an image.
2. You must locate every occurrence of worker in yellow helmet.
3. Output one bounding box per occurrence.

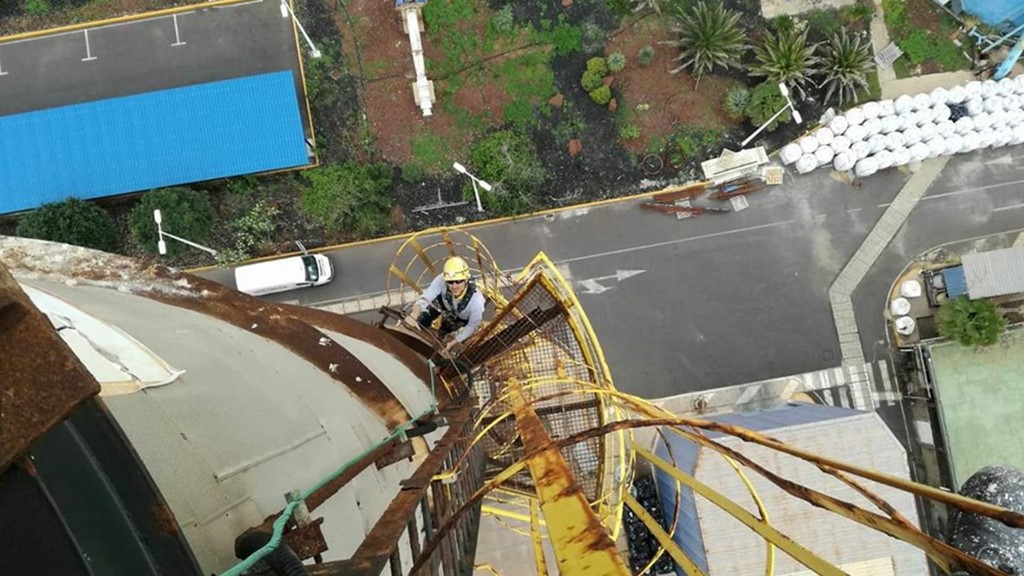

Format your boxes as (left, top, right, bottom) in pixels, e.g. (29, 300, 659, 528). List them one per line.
(404, 256, 486, 355)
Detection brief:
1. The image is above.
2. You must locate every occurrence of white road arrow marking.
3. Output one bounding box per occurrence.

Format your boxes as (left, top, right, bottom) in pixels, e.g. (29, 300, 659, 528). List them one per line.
(578, 270, 645, 294)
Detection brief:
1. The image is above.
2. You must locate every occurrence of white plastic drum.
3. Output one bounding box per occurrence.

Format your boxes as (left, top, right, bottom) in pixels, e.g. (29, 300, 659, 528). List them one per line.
(799, 135, 819, 154)
(913, 109, 933, 127)
(891, 146, 912, 166)
(861, 101, 881, 120)
(909, 142, 930, 162)
(931, 104, 951, 122)
(828, 114, 849, 135)
(900, 280, 923, 298)
(966, 97, 984, 116)
(851, 140, 871, 160)
(886, 131, 906, 150)
(780, 143, 803, 165)
(878, 99, 896, 116)
(894, 94, 914, 114)
(831, 135, 852, 152)
(946, 85, 967, 104)
(815, 145, 835, 166)
(981, 79, 999, 97)
(955, 116, 976, 135)
(962, 131, 982, 152)
(936, 120, 956, 137)
(913, 93, 932, 111)
(796, 153, 818, 174)
(918, 122, 937, 141)
(833, 150, 856, 172)
(930, 87, 949, 106)
(1015, 75, 1024, 94)
(974, 113, 994, 131)
(998, 77, 1016, 96)
(891, 297, 912, 316)
(895, 316, 917, 336)
(846, 123, 869, 142)
(879, 115, 901, 134)
(984, 96, 1004, 114)
(854, 156, 879, 177)
(965, 80, 983, 98)
(925, 137, 945, 157)
(902, 125, 922, 144)
(846, 106, 866, 126)
(943, 134, 965, 155)
(874, 149, 895, 169)
(867, 134, 888, 153)
(814, 127, 835, 146)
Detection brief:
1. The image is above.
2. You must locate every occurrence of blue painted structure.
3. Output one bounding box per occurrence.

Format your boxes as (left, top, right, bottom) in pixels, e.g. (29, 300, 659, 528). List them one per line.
(961, 0, 1024, 29)
(943, 265, 969, 298)
(0, 71, 309, 214)
(653, 403, 860, 576)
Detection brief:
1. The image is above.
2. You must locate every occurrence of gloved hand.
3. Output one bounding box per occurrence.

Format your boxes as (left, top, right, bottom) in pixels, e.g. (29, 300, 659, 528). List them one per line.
(404, 304, 422, 329)
(442, 336, 464, 358)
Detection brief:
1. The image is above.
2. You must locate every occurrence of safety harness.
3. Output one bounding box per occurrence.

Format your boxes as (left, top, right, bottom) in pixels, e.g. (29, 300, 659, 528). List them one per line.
(433, 280, 477, 325)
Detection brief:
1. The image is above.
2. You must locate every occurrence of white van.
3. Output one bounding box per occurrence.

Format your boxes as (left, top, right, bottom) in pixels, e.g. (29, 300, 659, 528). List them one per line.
(234, 244, 334, 297)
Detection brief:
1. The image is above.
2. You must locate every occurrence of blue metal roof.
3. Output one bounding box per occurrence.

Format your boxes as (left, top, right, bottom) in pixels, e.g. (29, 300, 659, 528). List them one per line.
(943, 265, 969, 299)
(0, 71, 309, 214)
(652, 403, 861, 576)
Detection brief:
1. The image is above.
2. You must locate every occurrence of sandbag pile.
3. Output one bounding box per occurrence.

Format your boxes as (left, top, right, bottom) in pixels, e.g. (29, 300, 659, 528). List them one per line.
(780, 77, 1024, 177)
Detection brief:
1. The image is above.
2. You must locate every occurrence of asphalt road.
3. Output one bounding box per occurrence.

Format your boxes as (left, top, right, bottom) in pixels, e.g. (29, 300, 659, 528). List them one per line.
(193, 148, 1024, 399)
(0, 0, 303, 121)
(197, 165, 911, 398)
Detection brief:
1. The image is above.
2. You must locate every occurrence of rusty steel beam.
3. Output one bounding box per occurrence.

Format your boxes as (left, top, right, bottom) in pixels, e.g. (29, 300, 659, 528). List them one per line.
(506, 381, 629, 576)
(0, 263, 100, 472)
(340, 403, 476, 574)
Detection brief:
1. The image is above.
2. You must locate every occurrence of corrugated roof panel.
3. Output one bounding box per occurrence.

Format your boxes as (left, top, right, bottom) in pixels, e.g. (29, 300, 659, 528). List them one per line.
(963, 246, 1024, 299)
(654, 433, 708, 575)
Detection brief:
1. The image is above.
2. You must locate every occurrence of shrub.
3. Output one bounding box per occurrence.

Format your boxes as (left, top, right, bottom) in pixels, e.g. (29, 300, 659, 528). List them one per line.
(937, 296, 1006, 348)
(469, 130, 547, 214)
(882, 0, 907, 32)
(589, 85, 612, 105)
(619, 123, 641, 140)
(489, 4, 516, 37)
(804, 8, 842, 37)
(723, 86, 750, 120)
(586, 56, 609, 76)
(815, 28, 874, 106)
(667, 0, 748, 78)
(898, 29, 931, 65)
(607, 52, 627, 73)
(745, 82, 792, 131)
(750, 26, 818, 98)
(770, 15, 795, 33)
(401, 162, 426, 183)
(637, 45, 655, 65)
(16, 198, 117, 252)
(581, 70, 605, 91)
(24, 0, 49, 16)
(842, 0, 875, 26)
(217, 200, 280, 265)
(130, 187, 216, 256)
(301, 161, 394, 236)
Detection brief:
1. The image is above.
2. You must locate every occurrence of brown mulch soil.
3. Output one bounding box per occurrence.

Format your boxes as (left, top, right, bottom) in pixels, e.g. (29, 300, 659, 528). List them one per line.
(605, 15, 743, 154)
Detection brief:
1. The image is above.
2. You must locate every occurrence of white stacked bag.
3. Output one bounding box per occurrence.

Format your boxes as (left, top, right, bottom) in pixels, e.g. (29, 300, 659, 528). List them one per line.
(780, 77, 1024, 175)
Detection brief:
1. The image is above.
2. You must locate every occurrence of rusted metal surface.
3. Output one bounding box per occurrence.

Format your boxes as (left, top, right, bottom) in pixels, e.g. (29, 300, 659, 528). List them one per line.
(507, 381, 628, 576)
(283, 517, 328, 560)
(0, 263, 100, 472)
(144, 272, 414, 429)
(374, 440, 415, 470)
(338, 402, 480, 575)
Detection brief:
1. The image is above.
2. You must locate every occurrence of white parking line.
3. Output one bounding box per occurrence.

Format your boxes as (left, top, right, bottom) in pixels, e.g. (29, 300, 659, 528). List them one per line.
(924, 177, 1024, 201)
(172, 14, 187, 46)
(994, 202, 1024, 213)
(82, 30, 97, 61)
(558, 219, 796, 265)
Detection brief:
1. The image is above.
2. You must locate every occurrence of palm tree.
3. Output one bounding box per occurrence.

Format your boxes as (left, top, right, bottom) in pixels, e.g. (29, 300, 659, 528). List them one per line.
(666, 1, 748, 80)
(750, 25, 818, 98)
(815, 28, 874, 107)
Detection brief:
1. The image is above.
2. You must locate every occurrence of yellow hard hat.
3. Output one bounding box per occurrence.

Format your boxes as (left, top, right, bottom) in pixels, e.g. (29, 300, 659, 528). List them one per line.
(443, 256, 470, 282)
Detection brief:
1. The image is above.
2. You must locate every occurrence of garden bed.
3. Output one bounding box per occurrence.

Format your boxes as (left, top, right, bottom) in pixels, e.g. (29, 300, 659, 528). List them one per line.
(883, 0, 973, 78)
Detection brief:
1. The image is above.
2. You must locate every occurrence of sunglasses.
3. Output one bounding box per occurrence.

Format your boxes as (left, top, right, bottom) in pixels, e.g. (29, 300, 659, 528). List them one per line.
(446, 279, 466, 285)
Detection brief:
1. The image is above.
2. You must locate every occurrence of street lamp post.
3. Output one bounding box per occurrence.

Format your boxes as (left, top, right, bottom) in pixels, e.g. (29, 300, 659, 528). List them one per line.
(740, 83, 803, 149)
(153, 209, 218, 257)
(452, 162, 492, 213)
(280, 0, 321, 59)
